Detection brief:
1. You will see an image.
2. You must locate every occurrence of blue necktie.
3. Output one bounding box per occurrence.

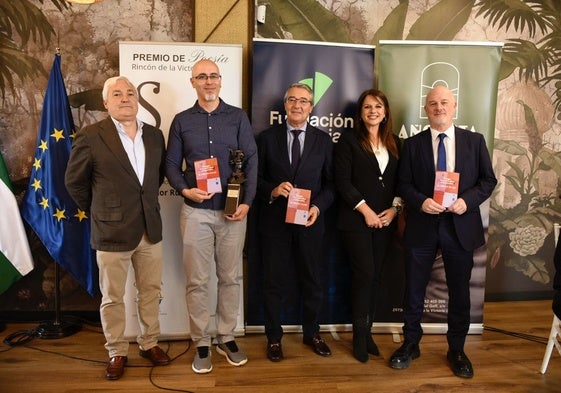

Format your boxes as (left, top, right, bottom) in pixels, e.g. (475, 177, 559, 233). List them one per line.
(291, 130, 302, 174)
(437, 133, 447, 171)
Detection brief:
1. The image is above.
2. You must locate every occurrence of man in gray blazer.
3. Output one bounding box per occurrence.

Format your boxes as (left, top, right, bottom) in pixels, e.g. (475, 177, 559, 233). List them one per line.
(65, 76, 169, 380)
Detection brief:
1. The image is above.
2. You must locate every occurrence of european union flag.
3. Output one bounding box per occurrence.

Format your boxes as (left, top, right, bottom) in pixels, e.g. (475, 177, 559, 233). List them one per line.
(20, 54, 98, 296)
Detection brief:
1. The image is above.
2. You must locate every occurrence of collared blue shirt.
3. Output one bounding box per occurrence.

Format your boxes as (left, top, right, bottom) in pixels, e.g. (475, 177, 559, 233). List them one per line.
(165, 99, 258, 210)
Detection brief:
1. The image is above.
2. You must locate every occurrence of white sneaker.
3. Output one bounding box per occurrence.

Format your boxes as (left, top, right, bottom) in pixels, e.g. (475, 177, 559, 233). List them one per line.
(192, 346, 212, 374)
(216, 340, 248, 366)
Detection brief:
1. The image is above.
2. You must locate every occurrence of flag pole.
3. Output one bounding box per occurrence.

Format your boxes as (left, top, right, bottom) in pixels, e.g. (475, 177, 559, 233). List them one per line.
(33, 46, 83, 339)
(35, 261, 82, 339)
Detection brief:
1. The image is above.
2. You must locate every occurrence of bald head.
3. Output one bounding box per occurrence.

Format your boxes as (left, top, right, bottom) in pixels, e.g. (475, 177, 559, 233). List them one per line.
(424, 85, 457, 131)
(190, 59, 222, 108)
(191, 59, 220, 78)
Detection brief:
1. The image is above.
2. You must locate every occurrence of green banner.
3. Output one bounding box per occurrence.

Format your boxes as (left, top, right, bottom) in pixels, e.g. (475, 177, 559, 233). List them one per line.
(377, 40, 502, 330)
(378, 40, 502, 151)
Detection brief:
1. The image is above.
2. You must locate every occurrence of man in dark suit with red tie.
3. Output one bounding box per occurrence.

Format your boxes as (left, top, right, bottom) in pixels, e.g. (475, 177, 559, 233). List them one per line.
(389, 85, 497, 378)
(256, 83, 335, 362)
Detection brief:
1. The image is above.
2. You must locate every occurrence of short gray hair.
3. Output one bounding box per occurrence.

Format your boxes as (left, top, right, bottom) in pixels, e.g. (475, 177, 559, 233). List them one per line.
(284, 83, 314, 105)
(102, 76, 137, 101)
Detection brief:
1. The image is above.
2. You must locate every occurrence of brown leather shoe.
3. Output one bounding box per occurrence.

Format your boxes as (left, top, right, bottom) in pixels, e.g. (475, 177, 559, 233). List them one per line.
(303, 334, 331, 357)
(139, 345, 171, 366)
(105, 356, 127, 380)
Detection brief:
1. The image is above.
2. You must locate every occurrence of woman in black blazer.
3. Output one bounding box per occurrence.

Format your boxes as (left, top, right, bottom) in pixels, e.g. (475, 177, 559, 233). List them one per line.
(334, 89, 401, 362)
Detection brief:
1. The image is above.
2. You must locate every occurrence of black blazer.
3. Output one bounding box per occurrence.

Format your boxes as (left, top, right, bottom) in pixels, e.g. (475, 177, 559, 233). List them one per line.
(397, 127, 497, 251)
(334, 130, 400, 232)
(65, 117, 166, 251)
(256, 124, 335, 235)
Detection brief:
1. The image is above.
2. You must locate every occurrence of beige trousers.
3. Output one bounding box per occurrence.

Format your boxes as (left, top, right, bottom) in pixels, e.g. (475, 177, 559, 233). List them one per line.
(180, 204, 246, 347)
(96, 234, 163, 358)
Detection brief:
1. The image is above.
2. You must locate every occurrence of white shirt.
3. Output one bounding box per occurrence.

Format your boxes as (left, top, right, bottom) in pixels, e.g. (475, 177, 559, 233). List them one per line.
(370, 141, 389, 173)
(354, 142, 401, 210)
(112, 117, 146, 185)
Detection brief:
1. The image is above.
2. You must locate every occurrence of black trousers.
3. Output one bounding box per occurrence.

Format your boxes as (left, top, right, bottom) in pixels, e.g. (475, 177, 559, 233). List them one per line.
(261, 224, 325, 341)
(341, 228, 392, 323)
(402, 216, 474, 351)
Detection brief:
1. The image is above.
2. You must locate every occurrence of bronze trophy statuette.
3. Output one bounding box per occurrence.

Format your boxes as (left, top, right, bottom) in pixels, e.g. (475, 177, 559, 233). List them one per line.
(224, 149, 246, 215)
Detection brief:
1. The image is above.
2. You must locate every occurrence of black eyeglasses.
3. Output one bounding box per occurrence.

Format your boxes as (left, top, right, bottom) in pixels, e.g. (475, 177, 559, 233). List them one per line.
(285, 97, 311, 105)
(193, 73, 222, 81)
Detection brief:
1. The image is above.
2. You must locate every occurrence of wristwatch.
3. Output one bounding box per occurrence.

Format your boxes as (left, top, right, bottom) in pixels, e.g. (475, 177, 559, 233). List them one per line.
(392, 203, 402, 215)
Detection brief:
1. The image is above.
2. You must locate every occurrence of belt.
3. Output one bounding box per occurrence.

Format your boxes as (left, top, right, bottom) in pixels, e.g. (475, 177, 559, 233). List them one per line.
(437, 212, 453, 220)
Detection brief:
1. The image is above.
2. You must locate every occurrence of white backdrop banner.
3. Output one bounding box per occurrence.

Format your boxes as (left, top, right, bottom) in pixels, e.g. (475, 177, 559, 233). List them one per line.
(119, 41, 244, 340)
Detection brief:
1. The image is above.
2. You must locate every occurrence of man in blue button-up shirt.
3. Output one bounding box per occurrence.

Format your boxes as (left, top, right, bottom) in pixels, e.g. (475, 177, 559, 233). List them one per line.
(165, 59, 257, 374)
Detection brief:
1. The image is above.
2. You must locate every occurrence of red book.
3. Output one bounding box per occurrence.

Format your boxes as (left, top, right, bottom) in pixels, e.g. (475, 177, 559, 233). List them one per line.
(433, 171, 460, 208)
(194, 157, 222, 193)
(285, 188, 311, 225)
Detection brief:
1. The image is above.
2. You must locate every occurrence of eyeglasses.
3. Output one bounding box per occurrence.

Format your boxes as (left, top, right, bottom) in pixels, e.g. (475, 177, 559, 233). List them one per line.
(193, 73, 222, 81)
(285, 97, 311, 106)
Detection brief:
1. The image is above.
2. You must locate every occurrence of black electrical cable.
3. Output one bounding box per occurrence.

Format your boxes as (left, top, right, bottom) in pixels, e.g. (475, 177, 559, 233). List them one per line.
(484, 325, 549, 345)
(147, 340, 197, 393)
(3, 328, 37, 346)
(2, 326, 197, 393)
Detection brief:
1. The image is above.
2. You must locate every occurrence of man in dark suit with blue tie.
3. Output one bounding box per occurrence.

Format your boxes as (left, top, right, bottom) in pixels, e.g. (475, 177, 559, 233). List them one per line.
(256, 83, 335, 362)
(389, 85, 497, 378)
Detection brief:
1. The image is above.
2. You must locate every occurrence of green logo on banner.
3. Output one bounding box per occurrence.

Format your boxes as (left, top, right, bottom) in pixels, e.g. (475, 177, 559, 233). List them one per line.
(299, 72, 333, 105)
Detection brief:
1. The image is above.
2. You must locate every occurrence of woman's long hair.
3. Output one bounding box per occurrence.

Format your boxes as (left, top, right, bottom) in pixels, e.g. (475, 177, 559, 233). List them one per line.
(354, 89, 398, 158)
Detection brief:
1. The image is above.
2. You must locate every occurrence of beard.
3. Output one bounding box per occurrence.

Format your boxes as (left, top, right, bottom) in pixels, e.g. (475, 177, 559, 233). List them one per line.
(203, 92, 218, 102)
(430, 114, 451, 130)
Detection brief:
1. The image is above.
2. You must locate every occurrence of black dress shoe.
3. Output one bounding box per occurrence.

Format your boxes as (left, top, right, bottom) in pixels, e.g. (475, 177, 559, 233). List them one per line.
(267, 340, 283, 362)
(303, 334, 331, 357)
(389, 341, 420, 369)
(447, 350, 474, 378)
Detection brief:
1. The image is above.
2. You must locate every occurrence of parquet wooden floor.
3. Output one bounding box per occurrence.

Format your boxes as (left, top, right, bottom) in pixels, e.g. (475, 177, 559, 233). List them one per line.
(1, 300, 560, 392)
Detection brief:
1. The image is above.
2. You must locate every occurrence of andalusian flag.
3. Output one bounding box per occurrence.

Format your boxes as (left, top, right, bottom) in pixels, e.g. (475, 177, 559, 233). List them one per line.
(0, 151, 34, 294)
